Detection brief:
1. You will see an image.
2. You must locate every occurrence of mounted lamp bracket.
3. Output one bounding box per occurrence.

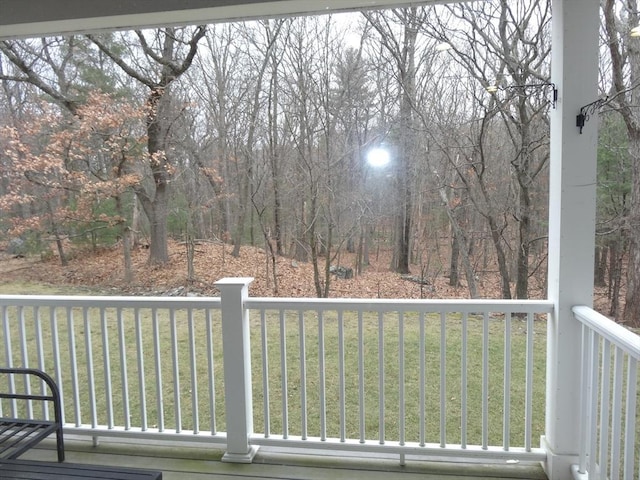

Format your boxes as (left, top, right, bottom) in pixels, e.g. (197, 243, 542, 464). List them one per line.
(576, 97, 608, 134)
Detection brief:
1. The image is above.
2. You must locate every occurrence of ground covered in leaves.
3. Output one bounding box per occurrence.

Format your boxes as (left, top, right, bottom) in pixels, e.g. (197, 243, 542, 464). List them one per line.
(1, 240, 618, 310)
(0, 239, 542, 299)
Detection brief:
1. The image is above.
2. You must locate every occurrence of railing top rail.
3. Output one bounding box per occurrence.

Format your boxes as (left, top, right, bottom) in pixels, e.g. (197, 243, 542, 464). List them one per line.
(0, 293, 554, 314)
(0, 295, 221, 309)
(573, 305, 640, 360)
(246, 297, 554, 314)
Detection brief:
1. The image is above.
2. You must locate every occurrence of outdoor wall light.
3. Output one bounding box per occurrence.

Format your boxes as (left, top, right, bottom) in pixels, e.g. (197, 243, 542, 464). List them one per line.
(485, 82, 558, 109)
(576, 96, 608, 134)
(631, 26, 640, 37)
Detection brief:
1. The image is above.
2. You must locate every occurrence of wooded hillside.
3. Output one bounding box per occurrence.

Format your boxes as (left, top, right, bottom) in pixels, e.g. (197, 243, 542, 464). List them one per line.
(0, 1, 636, 323)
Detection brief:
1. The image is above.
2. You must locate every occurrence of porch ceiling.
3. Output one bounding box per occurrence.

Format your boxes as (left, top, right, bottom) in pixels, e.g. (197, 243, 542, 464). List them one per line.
(0, 0, 443, 40)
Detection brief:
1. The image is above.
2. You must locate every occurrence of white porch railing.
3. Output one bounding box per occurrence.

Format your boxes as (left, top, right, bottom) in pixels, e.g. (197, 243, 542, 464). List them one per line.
(0, 279, 554, 466)
(572, 306, 640, 480)
(245, 295, 552, 463)
(0, 295, 227, 446)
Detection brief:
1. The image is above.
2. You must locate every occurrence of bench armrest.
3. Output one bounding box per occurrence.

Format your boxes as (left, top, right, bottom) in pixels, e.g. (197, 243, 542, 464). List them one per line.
(0, 367, 64, 462)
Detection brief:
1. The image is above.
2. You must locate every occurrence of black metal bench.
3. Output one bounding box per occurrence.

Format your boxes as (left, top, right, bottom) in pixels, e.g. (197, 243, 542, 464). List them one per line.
(0, 367, 64, 462)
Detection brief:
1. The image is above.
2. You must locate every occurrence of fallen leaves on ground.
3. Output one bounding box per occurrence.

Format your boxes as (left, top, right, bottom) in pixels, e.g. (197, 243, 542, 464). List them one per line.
(0, 239, 570, 302)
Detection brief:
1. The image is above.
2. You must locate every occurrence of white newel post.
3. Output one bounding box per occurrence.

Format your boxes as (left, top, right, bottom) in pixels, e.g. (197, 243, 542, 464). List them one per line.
(216, 277, 258, 463)
(544, 0, 599, 479)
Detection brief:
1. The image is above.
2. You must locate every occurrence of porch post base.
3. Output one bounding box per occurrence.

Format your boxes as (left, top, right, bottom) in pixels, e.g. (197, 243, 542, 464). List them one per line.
(570, 465, 588, 480)
(541, 436, 579, 480)
(222, 446, 259, 464)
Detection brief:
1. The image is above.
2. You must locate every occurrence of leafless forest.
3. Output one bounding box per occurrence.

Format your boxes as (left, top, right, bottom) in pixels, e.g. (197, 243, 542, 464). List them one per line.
(0, 1, 638, 324)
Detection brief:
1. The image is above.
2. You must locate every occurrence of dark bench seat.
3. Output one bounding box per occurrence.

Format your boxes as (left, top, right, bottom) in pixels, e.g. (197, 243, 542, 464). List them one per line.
(0, 368, 64, 462)
(0, 458, 162, 479)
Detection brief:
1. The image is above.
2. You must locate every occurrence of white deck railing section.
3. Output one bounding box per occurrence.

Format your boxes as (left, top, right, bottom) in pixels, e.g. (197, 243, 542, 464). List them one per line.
(572, 306, 640, 480)
(0, 281, 556, 465)
(246, 296, 552, 462)
(0, 296, 226, 446)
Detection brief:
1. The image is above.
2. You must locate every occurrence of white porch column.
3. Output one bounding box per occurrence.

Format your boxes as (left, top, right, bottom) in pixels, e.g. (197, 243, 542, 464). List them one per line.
(216, 277, 259, 463)
(544, 0, 600, 479)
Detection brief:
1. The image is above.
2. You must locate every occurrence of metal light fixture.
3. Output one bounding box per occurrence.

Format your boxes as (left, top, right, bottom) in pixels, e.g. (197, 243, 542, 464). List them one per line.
(486, 82, 558, 109)
(576, 97, 608, 134)
(631, 26, 640, 37)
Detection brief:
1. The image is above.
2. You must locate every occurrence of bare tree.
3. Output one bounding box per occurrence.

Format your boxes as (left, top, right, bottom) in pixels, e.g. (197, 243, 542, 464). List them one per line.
(231, 21, 284, 258)
(363, 8, 427, 274)
(424, 0, 552, 299)
(603, 0, 640, 326)
(264, 19, 288, 257)
(88, 27, 206, 265)
(0, 37, 83, 114)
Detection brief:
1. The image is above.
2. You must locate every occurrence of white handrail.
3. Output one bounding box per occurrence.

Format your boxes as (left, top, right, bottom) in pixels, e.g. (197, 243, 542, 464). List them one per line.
(247, 297, 555, 313)
(572, 305, 640, 359)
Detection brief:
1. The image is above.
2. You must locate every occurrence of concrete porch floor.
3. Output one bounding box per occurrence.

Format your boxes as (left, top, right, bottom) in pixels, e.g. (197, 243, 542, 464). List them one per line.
(22, 436, 548, 480)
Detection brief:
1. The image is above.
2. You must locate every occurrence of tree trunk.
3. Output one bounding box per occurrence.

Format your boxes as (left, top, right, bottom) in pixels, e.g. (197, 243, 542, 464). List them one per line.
(624, 137, 640, 327)
(322, 220, 333, 298)
(186, 233, 195, 284)
(355, 224, 369, 276)
(439, 186, 477, 298)
(117, 193, 133, 283)
(309, 196, 324, 298)
(515, 181, 531, 299)
(488, 216, 512, 299)
(269, 44, 285, 257)
(123, 227, 133, 283)
(52, 231, 67, 267)
(609, 240, 623, 317)
(390, 14, 418, 275)
(294, 200, 309, 262)
(363, 226, 371, 267)
(131, 196, 141, 248)
(47, 202, 67, 267)
(450, 234, 460, 287)
(594, 245, 607, 287)
(136, 170, 170, 265)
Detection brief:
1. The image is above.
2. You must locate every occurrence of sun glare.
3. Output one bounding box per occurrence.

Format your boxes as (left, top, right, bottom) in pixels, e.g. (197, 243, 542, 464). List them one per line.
(366, 147, 391, 168)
